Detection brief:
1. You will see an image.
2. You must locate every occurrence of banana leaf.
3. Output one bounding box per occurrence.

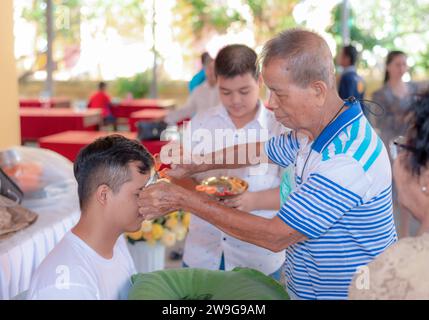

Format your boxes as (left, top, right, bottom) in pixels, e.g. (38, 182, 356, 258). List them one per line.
(128, 267, 289, 300)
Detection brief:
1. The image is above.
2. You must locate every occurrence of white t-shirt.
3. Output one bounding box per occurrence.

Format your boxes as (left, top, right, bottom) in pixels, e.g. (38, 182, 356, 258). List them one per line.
(27, 232, 136, 300)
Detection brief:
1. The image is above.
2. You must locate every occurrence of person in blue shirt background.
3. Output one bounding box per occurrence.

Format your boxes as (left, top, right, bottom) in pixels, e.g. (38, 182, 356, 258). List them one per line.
(188, 52, 212, 92)
(337, 45, 365, 101)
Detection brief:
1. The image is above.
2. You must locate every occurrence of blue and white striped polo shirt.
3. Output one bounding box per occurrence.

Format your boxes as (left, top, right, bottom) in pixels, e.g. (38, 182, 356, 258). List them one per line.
(265, 100, 397, 300)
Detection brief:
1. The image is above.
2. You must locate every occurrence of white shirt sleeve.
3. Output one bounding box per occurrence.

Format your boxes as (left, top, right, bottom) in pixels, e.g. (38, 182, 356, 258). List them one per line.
(165, 93, 198, 125)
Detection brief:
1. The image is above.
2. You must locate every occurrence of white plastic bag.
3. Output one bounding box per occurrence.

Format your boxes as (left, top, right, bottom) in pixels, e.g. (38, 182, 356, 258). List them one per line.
(0, 146, 78, 210)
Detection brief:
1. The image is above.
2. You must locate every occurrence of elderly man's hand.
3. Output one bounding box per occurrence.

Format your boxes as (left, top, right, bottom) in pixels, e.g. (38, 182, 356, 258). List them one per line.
(159, 141, 209, 179)
(137, 182, 187, 220)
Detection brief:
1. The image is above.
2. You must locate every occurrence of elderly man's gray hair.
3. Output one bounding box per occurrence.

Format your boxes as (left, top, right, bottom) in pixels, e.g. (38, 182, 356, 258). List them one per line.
(260, 28, 336, 89)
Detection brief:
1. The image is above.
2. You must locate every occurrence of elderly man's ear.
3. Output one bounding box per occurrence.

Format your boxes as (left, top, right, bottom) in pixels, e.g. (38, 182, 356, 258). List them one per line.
(310, 80, 328, 107)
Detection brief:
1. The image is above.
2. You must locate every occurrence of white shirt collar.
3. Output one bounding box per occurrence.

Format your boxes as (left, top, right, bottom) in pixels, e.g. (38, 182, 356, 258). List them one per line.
(212, 100, 269, 129)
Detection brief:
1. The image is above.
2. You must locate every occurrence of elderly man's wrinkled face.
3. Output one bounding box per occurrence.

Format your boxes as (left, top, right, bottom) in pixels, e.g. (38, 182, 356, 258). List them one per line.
(262, 58, 324, 133)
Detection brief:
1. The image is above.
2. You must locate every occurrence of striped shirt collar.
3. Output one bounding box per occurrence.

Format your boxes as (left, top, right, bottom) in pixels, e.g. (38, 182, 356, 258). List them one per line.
(312, 99, 363, 153)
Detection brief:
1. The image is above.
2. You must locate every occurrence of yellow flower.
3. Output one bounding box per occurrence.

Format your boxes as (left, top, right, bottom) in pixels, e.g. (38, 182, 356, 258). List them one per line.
(182, 212, 191, 229)
(165, 217, 178, 229)
(140, 220, 153, 233)
(173, 224, 187, 241)
(126, 230, 144, 241)
(168, 211, 179, 219)
(161, 230, 176, 247)
(142, 231, 154, 242)
(151, 223, 164, 240)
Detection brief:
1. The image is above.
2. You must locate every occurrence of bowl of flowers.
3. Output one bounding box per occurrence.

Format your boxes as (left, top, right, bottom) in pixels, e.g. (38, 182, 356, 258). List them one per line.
(195, 176, 248, 200)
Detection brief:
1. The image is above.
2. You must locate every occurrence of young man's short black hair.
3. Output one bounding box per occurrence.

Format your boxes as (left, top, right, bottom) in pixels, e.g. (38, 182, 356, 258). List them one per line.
(214, 44, 259, 80)
(342, 45, 358, 66)
(73, 135, 154, 210)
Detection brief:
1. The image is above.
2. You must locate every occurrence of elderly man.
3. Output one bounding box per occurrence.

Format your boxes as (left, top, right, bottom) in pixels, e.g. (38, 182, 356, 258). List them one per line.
(138, 29, 397, 300)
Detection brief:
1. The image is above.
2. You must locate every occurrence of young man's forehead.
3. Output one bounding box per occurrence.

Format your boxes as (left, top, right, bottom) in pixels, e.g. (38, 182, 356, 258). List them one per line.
(218, 73, 257, 87)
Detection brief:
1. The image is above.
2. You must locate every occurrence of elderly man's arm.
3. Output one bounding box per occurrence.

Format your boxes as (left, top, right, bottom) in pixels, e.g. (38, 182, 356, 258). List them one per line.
(138, 182, 306, 252)
(163, 141, 271, 179)
(184, 191, 306, 252)
(162, 131, 299, 180)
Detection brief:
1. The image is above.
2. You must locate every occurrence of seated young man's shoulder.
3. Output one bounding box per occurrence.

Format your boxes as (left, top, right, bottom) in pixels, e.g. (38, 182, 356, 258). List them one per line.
(27, 233, 97, 299)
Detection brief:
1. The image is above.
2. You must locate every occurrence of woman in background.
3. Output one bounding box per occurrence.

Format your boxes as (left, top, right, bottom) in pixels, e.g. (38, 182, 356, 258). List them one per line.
(372, 51, 419, 147)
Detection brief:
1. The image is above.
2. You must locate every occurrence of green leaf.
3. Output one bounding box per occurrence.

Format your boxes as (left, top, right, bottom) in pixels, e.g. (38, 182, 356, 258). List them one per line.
(128, 267, 289, 300)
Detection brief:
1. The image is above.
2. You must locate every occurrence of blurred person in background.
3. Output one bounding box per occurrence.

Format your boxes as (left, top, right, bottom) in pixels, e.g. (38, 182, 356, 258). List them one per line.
(189, 52, 211, 92)
(372, 51, 429, 236)
(371, 51, 419, 148)
(87, 81, 117, 130)
(164, 54, 220, 126)
(337, 45, 365, 101)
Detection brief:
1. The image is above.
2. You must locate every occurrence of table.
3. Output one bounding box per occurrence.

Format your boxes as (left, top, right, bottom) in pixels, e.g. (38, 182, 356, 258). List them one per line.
(39, 131, 169, 161)
(39, 131, 138, 162)
(111, 99, 175, 118)
(0, 185, 80, 300)
(20, 108, 102, 141)
(19, 98, 71, 109)
(128, 109, 168, 132)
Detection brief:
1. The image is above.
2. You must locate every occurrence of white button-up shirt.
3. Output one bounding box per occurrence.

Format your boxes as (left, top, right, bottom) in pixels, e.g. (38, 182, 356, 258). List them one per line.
(183, 102, 287, 275)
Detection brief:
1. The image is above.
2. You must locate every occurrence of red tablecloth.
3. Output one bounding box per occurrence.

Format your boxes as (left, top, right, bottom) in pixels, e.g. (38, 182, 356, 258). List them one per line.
(111, 98, 175, 118)
(38, 130, 169, 161)
(19, 97, 71, 108)
(128, 109, 168, 132)
(20, 108, 102, 141)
